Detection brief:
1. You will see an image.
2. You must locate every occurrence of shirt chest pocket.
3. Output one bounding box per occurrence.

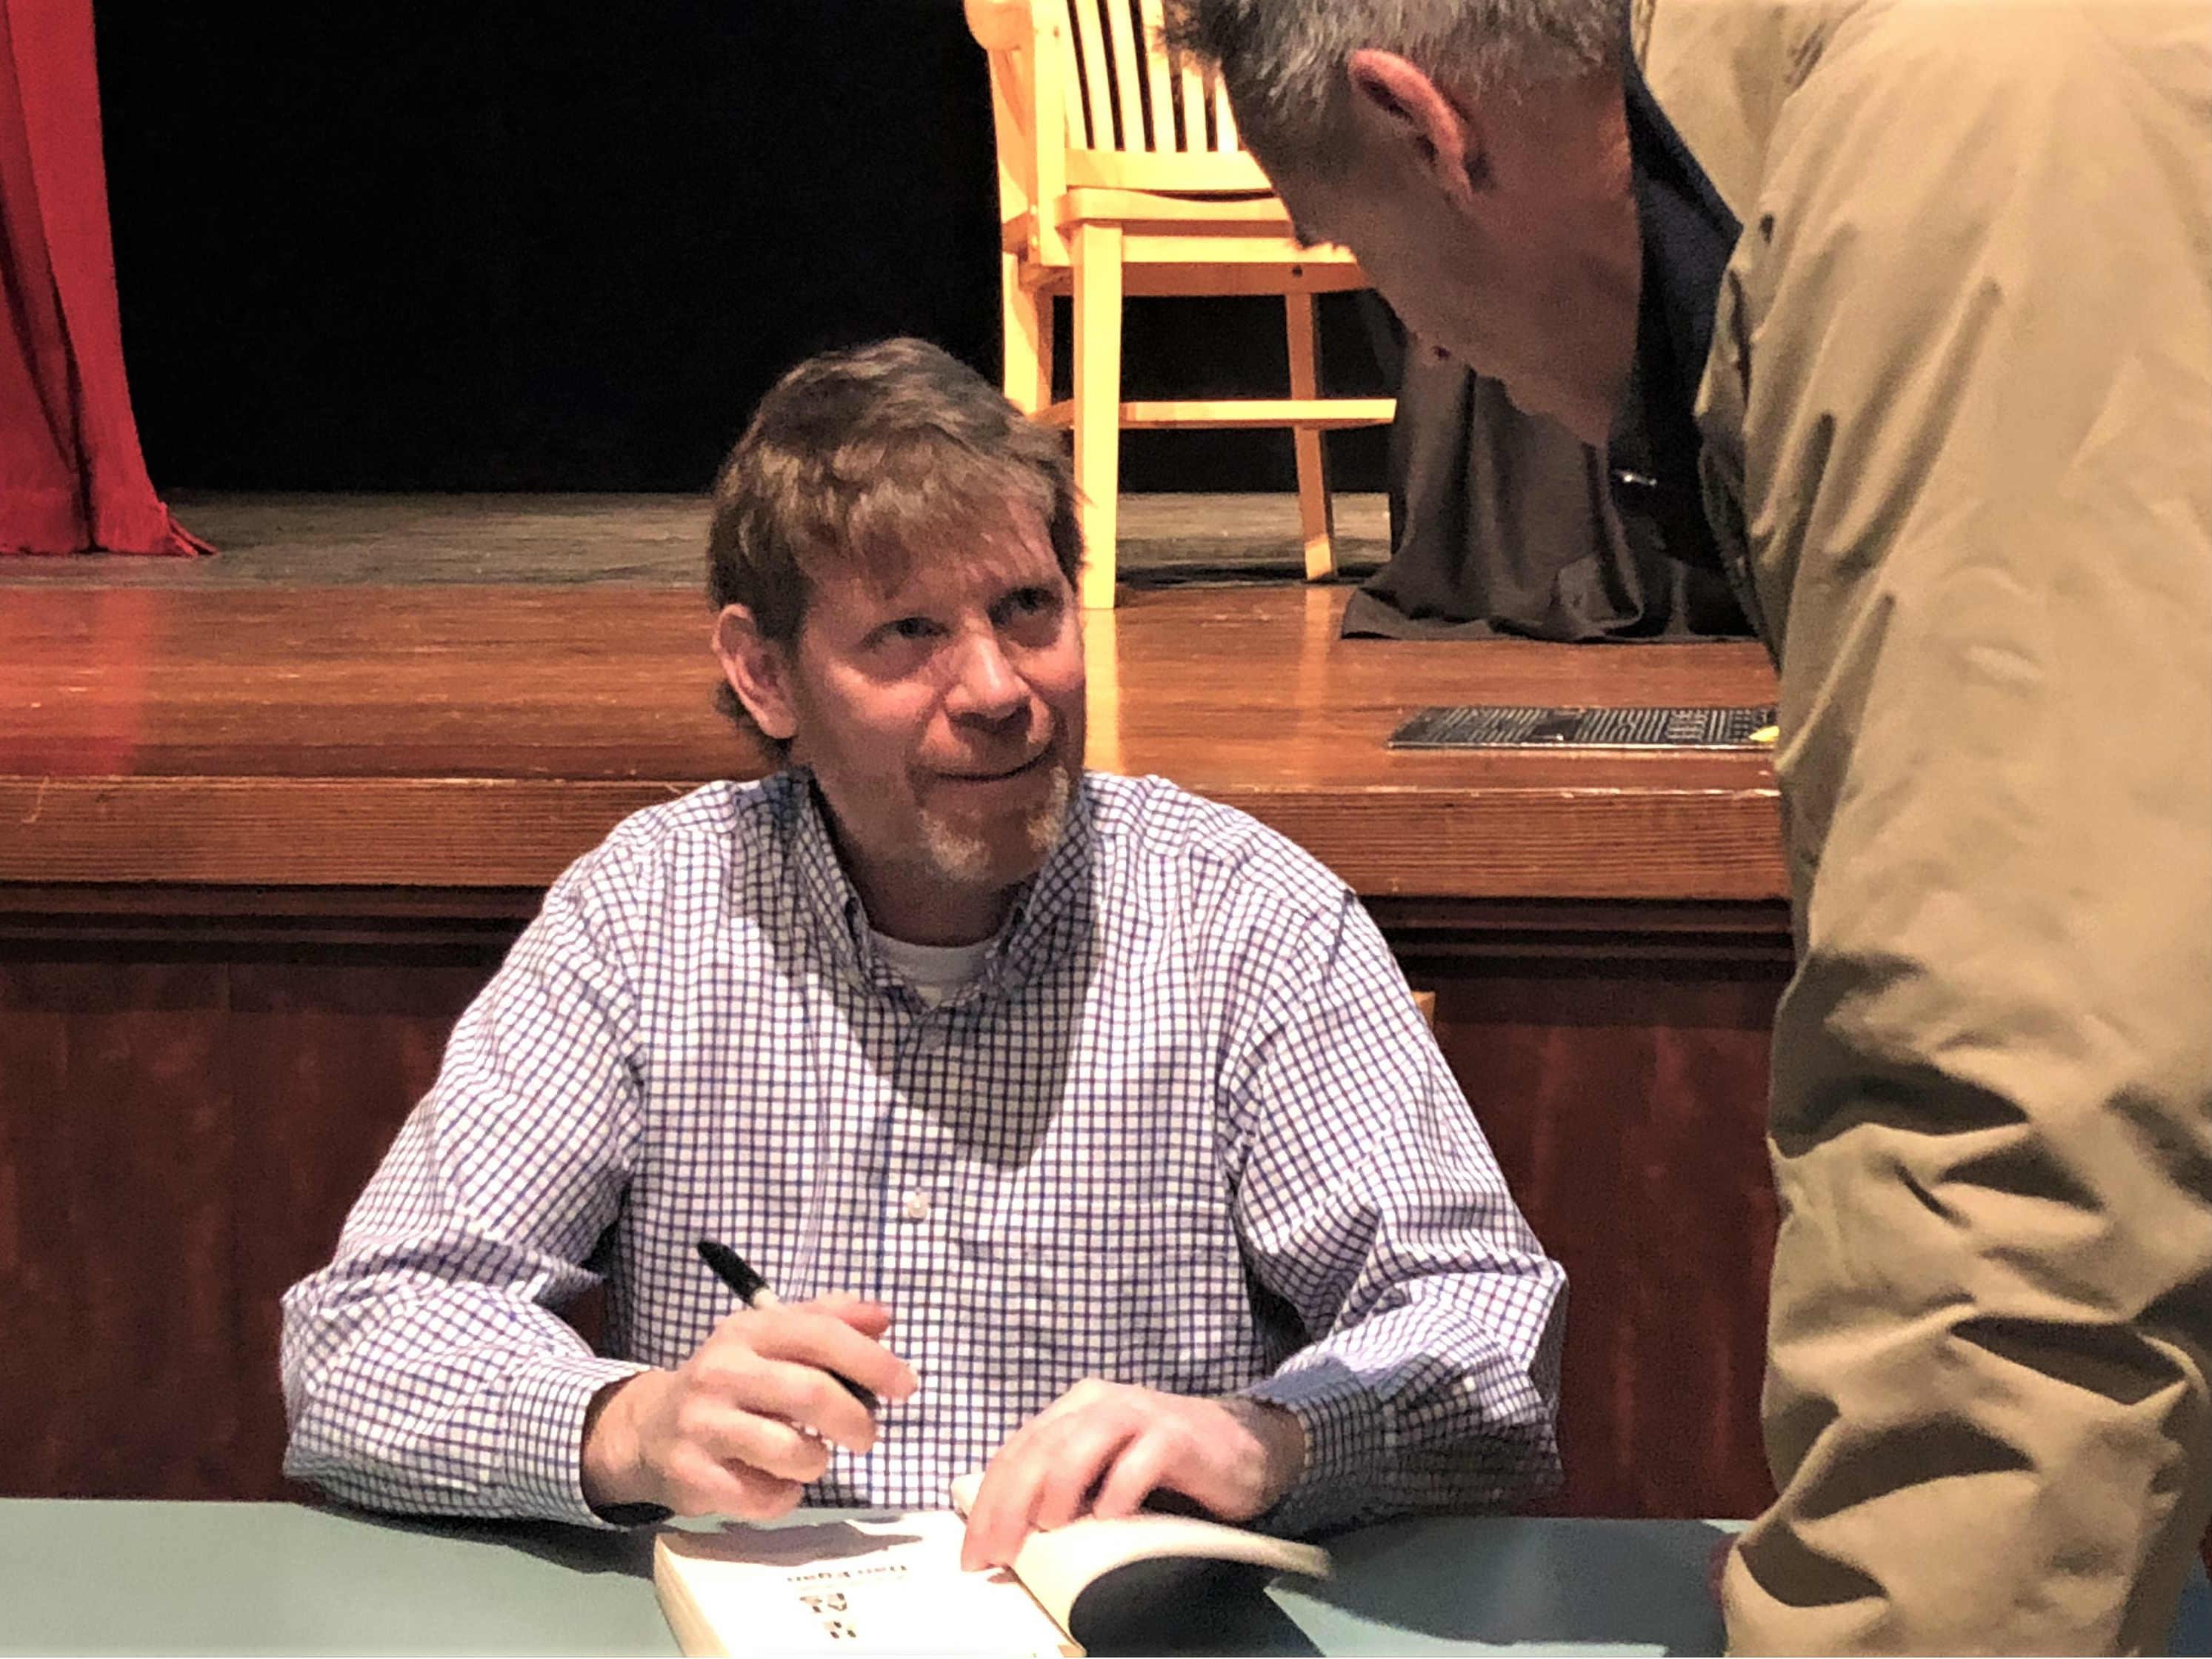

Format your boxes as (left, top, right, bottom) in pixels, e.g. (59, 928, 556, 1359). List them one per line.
(944, 1147, 1251, 1385)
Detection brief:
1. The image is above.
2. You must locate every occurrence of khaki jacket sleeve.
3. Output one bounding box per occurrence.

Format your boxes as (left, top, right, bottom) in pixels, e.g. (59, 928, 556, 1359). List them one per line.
(1702, 4, 2212, 1650)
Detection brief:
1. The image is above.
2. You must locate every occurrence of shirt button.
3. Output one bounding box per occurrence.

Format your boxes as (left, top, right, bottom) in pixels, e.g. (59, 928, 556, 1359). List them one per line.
(901, 1189, 931, 1222)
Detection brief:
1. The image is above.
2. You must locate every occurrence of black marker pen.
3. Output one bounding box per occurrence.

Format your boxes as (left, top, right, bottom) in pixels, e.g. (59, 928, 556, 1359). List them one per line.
(695, 1238, 881, 1414)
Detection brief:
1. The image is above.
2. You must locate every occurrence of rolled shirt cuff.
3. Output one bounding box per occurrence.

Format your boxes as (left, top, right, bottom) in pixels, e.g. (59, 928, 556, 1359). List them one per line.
(1239, 1357, 1387, 1538)
(501, 1353, 656, 1528)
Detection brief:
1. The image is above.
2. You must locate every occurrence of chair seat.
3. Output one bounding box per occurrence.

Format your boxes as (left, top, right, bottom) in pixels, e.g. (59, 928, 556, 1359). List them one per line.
(1056, 187, 1298, 228)
(1002, 192, 1313, 256)
(1063, 149, 1270, 193)
(1005, 192, 1366, 287)
(1012, 255, 1376, 298)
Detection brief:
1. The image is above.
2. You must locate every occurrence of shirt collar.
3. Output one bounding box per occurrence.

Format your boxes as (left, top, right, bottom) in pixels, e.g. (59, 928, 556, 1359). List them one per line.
(1620, 50, 1739, 384)
(1607, 49, 1742, 577)
(774, 767, 1095, 1006)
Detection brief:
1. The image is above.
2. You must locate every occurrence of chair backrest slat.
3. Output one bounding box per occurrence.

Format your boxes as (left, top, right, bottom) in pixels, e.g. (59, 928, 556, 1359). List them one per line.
(1211, 71, 1241, 151)
(1172, 25, 1210, 152)
(1100, 0, 1150, 149)
(1065, 0, 1119, 150)
(1136, 0, 1176, 152)
(1056, 0, 1250, 157)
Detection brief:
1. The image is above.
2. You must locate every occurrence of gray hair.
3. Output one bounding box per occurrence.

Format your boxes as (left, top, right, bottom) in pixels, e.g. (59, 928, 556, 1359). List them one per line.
(1165, 0, 1627, 170)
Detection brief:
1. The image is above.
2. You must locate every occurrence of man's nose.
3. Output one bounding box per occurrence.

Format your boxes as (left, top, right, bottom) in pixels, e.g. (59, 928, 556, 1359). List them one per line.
(944, 630, 1027, 722)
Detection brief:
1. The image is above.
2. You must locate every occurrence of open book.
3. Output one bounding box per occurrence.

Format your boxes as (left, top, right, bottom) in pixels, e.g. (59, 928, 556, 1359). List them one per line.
(653, 1472, 1330, 1657)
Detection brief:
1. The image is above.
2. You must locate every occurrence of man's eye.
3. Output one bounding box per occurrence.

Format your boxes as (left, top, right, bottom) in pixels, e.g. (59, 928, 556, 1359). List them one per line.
(887, 617, 937, 641)
(999, 587, 1058, 621)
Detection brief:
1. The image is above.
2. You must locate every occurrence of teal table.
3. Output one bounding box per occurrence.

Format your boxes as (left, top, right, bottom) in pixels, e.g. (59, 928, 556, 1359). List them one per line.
(1, 1501, 2206, 1655)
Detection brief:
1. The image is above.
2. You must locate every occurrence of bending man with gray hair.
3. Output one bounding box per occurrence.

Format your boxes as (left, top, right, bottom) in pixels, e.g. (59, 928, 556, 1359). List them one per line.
(1169, 0, 2212, 1649)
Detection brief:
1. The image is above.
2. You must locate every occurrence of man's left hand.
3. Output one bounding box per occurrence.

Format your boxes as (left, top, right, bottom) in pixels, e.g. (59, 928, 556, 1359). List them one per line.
(959, 1380, 1305, 1570)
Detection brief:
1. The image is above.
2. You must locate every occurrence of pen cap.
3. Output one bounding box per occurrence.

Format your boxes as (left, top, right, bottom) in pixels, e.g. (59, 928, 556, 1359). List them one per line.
(695, 1238, 772, 1306)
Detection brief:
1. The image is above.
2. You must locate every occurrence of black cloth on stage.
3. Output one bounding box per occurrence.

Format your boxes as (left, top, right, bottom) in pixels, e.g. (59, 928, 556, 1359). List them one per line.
(1339, 58, 1752, 644)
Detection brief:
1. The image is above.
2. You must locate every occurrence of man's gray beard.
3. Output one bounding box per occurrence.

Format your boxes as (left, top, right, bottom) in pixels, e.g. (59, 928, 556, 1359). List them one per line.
(918, 764, 1073, 886)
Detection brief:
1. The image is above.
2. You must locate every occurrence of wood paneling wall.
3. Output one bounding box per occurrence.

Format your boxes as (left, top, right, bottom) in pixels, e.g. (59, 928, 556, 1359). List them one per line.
(0, 898, 1789, 1520)
(0, 932, 505, 1503)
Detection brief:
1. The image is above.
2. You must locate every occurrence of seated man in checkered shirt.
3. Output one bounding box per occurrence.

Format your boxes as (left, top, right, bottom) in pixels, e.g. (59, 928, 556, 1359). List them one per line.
(281, 338, 1566, 1564)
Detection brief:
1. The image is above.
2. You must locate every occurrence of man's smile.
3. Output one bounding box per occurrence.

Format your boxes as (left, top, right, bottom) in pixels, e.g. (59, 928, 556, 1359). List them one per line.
(937, 749, 1051, 785)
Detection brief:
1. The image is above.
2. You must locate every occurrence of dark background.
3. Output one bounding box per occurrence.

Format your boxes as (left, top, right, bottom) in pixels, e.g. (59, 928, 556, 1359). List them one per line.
(94, 3, 1389, 496)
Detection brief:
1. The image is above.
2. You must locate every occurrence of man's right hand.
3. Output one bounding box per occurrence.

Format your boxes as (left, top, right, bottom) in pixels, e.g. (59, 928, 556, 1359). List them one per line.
(581, 1292, 917, 1518)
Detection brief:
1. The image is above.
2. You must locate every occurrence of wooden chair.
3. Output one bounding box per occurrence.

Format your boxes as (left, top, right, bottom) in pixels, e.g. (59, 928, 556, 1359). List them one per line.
(965, 0, 1395, 609)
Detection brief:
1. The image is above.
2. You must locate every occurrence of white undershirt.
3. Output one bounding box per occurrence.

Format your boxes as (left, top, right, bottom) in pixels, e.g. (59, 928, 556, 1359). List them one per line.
(869, 928, 993, 1006)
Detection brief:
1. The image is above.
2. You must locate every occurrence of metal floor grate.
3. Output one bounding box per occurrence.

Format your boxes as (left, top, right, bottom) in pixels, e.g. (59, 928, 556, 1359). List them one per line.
(1389, 704, 1778, 750)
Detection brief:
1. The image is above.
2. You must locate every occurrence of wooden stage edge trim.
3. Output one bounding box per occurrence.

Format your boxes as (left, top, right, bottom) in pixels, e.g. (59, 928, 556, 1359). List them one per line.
(0, 773, 1787, 901)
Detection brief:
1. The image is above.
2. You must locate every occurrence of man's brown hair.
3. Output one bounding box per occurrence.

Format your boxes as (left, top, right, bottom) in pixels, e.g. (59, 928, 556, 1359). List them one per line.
(706, 338, 1082, 746)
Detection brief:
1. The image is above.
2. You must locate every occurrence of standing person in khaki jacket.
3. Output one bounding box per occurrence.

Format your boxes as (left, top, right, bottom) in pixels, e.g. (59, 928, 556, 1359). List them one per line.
(1167, 0, 2212, 1649)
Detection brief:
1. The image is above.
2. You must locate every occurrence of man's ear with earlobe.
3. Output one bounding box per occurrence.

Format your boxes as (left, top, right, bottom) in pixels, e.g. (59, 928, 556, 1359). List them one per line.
(713, 605, 800, 744)
(1345, 48, 1488, 206)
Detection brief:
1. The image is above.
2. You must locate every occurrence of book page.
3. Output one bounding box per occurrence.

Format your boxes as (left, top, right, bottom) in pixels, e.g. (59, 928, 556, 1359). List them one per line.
(655, 1512, 1075, 1658)
(945, 1472, 1330, 1635)
(1007, 1511, 1330, 1633)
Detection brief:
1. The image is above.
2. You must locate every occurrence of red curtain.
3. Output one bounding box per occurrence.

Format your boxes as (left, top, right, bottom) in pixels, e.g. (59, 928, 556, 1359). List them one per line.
(1, 0, 205, 555)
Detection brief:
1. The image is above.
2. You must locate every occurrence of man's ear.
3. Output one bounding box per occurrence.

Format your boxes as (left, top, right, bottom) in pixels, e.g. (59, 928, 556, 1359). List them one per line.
(713, 605, 800, 744)
(1345, 48, 1488, 208)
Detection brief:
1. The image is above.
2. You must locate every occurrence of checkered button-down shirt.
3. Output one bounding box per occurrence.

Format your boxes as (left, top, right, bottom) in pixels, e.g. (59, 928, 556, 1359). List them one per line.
(281, 770, 1565, 1533)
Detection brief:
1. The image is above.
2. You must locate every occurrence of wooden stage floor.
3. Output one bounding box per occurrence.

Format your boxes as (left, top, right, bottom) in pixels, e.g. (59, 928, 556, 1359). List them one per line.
(0, 492, 1781, 906)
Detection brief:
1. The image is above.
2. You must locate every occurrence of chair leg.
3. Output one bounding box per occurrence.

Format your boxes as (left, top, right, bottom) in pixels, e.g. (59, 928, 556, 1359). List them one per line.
(1071, 222, 1124, 610)
(1082, 607, 1123, 778)
(1002, 253, 1053, 413)
(1036, 285, 1056, 411)
(1285, 293, 1336, 581)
